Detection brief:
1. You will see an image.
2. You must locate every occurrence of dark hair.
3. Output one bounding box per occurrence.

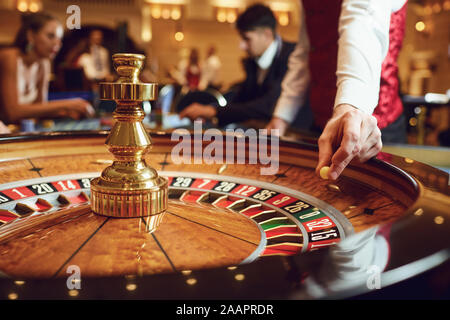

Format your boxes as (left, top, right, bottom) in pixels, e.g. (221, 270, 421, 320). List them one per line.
(13, 12, 58, 53)
(189, 48, 199, 65)
(236, 3, 276, 33)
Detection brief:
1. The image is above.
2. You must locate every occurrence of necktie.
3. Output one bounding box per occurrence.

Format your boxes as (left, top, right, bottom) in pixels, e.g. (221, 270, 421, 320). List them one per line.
(93, 46, 102, 72)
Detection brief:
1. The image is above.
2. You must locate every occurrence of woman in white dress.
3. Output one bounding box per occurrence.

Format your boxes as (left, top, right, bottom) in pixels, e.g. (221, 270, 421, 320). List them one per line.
(0, 12, 94, 124)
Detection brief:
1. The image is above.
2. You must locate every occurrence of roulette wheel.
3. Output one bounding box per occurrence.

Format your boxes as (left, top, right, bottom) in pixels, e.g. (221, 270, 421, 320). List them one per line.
(0, 131, 448, 300)
(0, 55, 448, 301)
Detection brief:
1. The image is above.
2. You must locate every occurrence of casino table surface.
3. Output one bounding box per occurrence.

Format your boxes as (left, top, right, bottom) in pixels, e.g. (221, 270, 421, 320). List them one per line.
(0, 130, 448, 300)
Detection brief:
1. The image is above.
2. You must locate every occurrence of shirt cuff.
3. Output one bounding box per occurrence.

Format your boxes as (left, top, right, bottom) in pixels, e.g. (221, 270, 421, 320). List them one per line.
(334, 78, 379, 115)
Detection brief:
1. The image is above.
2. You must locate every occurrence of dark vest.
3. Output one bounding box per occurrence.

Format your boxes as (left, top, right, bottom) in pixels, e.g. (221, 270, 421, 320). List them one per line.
(302, 0, 407, 129)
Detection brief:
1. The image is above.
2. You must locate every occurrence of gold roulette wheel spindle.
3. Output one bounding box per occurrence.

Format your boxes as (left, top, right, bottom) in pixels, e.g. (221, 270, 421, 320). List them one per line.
(90, 53, 168, 228)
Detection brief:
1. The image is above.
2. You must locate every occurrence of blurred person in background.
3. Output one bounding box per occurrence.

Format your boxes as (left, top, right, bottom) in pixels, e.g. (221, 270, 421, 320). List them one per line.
(0, 12, 94, 125)
(77, 29, 113, 82)
(185, 48, 201, 91)
(64, 38, 90, 68)
(140, 51, 159, 83)
(169, 48, 201, 92)
(198, 45, 222, 91)
(180, 4, 297, 127)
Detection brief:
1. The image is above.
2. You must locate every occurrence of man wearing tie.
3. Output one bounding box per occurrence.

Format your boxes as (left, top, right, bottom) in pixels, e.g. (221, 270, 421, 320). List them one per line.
(78, 29, 112, 82)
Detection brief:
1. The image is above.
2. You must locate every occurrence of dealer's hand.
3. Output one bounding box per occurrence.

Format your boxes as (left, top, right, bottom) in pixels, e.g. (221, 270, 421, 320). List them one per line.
(316, 104, 382, 180)
(179, 103, 217, 121)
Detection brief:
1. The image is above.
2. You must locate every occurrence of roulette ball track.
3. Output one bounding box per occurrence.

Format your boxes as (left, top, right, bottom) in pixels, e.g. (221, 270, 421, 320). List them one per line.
(0, 130, 448, 299)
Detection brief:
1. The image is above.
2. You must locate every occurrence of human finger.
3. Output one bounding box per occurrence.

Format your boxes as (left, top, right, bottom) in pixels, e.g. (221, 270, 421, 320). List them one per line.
(328, 117, 362, 179)
(85, 103, 95, 117)
(357, 115, 377, 150)
(358, 131, 382, 162)
(316, 131, 334, 175)
(67, 110, 81, 120)
(265, 120, 276, 132)
(359, 141, 382, 163)
(71, 99, 94, 118)
(266, 122, 281, 136)
(266, 117, 288, 136)
(357, 122, 381, 156)
(179, 106, 193, 119)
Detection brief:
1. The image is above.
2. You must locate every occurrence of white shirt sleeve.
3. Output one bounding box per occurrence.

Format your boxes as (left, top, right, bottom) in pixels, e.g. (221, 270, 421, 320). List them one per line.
(334, 0, 406, 114)
(100, 46, 110, 77)
(77, 53, 95, 80)
(274, 0, 406, 123)
(272, 2, 310, 123)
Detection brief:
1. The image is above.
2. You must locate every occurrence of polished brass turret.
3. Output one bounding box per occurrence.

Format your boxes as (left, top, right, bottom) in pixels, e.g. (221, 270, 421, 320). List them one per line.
(90, 53, 168, 229)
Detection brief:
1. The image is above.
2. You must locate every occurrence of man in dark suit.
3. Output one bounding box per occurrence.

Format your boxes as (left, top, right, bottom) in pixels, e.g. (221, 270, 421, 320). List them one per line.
(179, 4, 301, 128)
